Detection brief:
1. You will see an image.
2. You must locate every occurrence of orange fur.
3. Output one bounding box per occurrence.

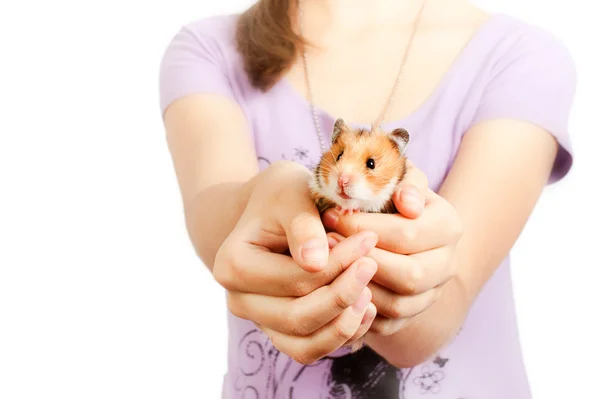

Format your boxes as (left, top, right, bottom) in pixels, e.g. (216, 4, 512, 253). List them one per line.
(310, 121, 409, 214)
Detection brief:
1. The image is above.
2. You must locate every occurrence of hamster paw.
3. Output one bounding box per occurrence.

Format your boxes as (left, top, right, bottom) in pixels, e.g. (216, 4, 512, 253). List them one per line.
(339, 207, 361, 216)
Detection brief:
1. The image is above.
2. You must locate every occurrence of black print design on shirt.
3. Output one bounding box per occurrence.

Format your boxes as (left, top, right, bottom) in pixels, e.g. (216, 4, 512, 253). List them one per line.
(433, 355, 449, 368)
(234, 328, 402, 399)
(233, 330, 265, 399)
(257, 156, 272, 170)
(234, 308, 455, 398)
(256, 147, 317, 172)
(398, 355, 449, 398)
(412, 366, 445, 394)
(324, 346, 401, 398)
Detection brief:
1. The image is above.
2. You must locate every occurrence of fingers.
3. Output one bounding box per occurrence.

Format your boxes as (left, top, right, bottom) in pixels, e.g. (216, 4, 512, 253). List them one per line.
(261, 288, 373, 365)
(409, 245, 459, 288)
(213, 235, 315, 296)
(282, 208, 330, 273)
(328, 232, 429, 296)
(344, 302, 377, 351)
(226, 257, 378, 336)
(323, 190, 462, 254)
(328, 231, 378, 277)
(367, 243, 457, 296)
(368, 282, 440, 320)
(369, 315, 411, 336)
(214, 229, 378, 297)
(328, 231, 456, 304)
(392, 160, 429, 219)
(366, 246, 423, 295)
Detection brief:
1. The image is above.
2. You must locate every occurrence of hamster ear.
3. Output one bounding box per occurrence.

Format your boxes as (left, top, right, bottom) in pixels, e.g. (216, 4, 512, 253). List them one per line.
(332, 118, 348, 143)
(390, 128, 410, 155)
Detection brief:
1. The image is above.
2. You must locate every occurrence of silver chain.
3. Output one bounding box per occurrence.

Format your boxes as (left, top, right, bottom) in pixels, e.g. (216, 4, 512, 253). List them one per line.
(297, 0, 428, 154)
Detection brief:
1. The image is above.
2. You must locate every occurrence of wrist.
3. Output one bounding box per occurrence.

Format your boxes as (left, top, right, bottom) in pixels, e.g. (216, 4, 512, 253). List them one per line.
(364, 277, 469, 368)
(247, 160, 313, 205)
(185, 179, 256, 270)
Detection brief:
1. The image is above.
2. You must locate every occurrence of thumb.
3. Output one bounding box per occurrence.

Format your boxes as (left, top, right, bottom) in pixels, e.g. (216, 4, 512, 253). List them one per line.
(392, 161, 429, 219)
(282, 209, 329, 273)
(393, 184, 425, 219)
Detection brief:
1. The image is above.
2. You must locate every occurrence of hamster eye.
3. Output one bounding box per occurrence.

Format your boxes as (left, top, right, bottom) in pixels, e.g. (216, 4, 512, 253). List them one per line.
(366, 158, 375, 169)
(336, 151, 344, 161)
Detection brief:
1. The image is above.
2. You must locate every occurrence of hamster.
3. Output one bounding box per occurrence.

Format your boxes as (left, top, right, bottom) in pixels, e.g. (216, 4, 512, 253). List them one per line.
(310, 118, 410, 216)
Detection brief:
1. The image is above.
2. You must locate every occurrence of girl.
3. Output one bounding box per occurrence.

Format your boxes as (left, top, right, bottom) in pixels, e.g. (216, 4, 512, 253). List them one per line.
(159, 0, 576, 397)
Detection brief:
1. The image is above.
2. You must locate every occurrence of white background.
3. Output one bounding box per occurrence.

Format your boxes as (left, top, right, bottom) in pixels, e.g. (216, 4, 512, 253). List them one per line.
(0, 0, 598, 398)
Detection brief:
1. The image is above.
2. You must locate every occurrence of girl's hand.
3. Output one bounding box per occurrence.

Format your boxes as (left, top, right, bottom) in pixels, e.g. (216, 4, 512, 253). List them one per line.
(212, 160, 379, 364)
(323, 161, 463, 336)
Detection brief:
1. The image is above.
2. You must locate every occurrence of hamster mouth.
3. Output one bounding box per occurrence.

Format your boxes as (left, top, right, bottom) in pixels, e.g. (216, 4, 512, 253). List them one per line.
(338, 192, 351, 200)
(337, 187, 352, 200)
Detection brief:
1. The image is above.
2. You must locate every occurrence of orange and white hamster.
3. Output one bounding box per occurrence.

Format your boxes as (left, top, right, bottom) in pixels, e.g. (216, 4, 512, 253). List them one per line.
(310, 118, 410, 215)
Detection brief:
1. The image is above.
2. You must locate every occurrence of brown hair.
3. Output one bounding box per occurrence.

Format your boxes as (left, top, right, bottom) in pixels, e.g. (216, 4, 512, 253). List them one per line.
(235, 0, 304, 91)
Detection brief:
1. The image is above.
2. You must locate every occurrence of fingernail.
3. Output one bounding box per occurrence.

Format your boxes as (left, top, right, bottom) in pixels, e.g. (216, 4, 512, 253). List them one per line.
(360, 305, 376, 325)
(402, 186, 423, 210)
(360, 234, 378, 252)
(353, 287, 371, 312)
(355, 261, 377, 286)
(327, 236, 339, 248)
(301, 239, 328, 266)
(322, 209, 339, 229)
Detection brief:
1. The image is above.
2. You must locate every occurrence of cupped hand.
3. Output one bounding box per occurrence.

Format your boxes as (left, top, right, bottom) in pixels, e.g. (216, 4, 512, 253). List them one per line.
(323, 160, 464, 336)
(212, 161, 379, 364)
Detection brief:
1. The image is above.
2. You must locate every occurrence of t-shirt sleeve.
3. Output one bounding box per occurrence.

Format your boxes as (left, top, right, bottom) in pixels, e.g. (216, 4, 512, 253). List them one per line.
(158, 23, 238, 117)
(470, 30, 577, 184)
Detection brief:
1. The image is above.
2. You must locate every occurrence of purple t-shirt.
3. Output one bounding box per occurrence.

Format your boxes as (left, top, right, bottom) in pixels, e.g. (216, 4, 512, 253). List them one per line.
(159, 12, 576, 399)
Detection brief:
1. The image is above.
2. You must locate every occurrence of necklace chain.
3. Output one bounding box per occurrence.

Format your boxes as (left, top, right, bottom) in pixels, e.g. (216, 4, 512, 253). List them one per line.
(297, 0, 428, 154)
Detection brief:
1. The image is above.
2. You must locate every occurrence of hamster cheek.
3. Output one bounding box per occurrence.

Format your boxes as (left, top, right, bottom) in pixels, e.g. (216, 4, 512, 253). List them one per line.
(353, 177, 376, 201)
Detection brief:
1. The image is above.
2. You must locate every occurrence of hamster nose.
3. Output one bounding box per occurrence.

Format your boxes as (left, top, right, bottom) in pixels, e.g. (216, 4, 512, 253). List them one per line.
(338, 173, 351, 188)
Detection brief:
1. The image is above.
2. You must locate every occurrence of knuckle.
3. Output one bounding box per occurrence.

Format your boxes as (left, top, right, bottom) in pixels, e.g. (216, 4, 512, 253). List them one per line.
(400, 259, 421, 295)
(226, 293, 246, 319)
(295, 353, 317, 365)
(333, 320, 356, 341)
(212, 257, 235, 291)
(400, 225, 418, 246)
(379, 324, 394, 336)
(289, 346, 318, 365)
(378, 319, 403, 336)
(371, 319, 391, 336)
(283, 304, 310, 336)
(213, 241, 246, 290)
(386, 296, 404, 319)
(333, 288, 355, 312)
(289, 277, 314, 297)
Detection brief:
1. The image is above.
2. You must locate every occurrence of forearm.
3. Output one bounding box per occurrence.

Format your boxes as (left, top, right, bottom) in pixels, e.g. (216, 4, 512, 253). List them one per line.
(185, 178, 256, 271)
(363, 208, 526, 368)
(163, 94, 262, 270)
(364, 119, 558, 368)
(365, 275, 469, 367)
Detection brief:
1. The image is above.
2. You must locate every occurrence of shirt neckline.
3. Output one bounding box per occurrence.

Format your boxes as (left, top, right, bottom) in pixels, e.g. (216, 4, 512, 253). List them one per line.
(274, 12, 505, 133)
